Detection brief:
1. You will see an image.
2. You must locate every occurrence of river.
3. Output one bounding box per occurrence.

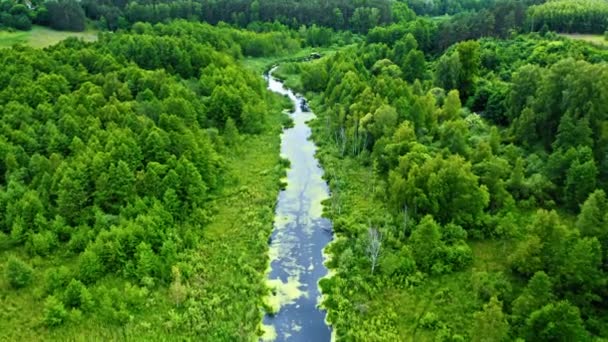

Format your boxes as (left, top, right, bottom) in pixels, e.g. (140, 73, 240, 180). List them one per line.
(261, 67, 333, 341)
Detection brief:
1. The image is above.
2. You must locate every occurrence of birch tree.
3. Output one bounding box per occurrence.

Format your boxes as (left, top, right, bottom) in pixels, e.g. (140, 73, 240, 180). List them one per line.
(367, 226, 382, 275)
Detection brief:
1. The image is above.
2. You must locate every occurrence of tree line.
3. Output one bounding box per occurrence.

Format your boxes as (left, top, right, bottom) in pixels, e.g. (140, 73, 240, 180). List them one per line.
(0, 0, 87, 31)
(82, 0, 392, 32)
(528, 0, 608, 34)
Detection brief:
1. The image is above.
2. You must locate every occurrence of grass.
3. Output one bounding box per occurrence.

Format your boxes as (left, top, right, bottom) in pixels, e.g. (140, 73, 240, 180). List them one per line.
(242, 45, 347, 75)
(185, 94, 290, 339)
(559, 33, 608, 47)
(0, 25, 97, 49)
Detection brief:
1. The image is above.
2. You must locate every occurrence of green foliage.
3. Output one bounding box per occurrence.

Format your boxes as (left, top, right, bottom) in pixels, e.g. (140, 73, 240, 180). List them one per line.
(301, 62, 329, 92)
(223, 117, 240, 146)
(6, 256, 34, 289)
(299, 23, 608, 340)
(564, 158, 597, 211)
(410, 216, 442, 273)
(456, 40, 481, 98)
(511, 271, 554, 325)
(83, 0, 392, 31)
(524, 301, 589, 341)
(0, 20, 289, 340)
(350, 7, 382, 34)
(435, 52, 462, 91)
(78, 249, 103, 284)
(441, 90, 461, 122)
(0, 1, 33, 31)
(400, 155, 489, 226)
(168, 266, 187, 307)
(208, 86, 244, 128)
(472, 271, 512, 302)
(419, 311, 440, 329)
(471, 297, 509, 342)
(46, 0, 86, 31)
(434, 40, 481, 97)
(3, 2, 608, 339)
(43, 295, 68, 327)
(529, 0, 608, 34)
(576, 190, 608, 247)
(63, 279, 93, 311)
(44, 266, 72, 295)
(402, 49, 426, 83)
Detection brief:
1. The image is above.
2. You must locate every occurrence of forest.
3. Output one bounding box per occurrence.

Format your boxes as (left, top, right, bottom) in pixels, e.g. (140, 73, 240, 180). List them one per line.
(275, 13, 608, 342)
(0, 20, 304, 340)
(1, 0, 608, 340)
(277, 32, 608, 339)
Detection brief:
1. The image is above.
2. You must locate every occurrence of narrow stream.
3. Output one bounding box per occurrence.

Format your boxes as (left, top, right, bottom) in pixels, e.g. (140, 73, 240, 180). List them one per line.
(262, 67, 333, 341)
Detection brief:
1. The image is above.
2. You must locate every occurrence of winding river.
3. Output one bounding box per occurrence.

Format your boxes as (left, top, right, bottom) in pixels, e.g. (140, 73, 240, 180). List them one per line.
(262, 68, 333, 341)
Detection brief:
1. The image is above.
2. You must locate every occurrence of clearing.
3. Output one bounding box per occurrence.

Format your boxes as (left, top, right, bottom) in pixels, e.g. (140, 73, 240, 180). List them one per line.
(559, 33, 607, 47)
(0, 25, 97, 49)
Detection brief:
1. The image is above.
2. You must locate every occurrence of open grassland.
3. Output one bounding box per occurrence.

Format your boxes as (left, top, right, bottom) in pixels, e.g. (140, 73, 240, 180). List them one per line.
(242, 45, 347, 75)
(559, 33, 607, 47)
(0, 25, 97, 49)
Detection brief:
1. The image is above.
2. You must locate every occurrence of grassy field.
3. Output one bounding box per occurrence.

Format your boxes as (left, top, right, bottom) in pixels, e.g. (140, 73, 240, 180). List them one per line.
(242, 45, 347, 75)
(559, 33, 608, 47)
(0, 25, 97, 49)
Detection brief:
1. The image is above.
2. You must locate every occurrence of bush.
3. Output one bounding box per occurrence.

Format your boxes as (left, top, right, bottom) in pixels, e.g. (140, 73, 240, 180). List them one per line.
(472, 271, 512, 302)
(64, 279, 93, 311)
(12, 14, 32, 31)
(43, 295, 68, 327)
(419, 312, 440, 329)
(96, 285, 137, 324)
(26, 231, 57, 256)
(444, 244, 473, 271)
(0, 232, 10, 251)
(44, 266, 71, 294)
(6, 256, 34, 289)
(78, 249, 103, 284)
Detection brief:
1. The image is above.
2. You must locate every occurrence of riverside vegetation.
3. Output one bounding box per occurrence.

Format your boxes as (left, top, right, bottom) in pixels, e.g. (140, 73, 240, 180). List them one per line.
(278, 14, 608, 342)
(2, 0, 608, 340)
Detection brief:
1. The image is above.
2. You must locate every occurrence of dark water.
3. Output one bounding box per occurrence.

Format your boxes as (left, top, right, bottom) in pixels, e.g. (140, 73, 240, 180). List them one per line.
(261, 68, 333, 341)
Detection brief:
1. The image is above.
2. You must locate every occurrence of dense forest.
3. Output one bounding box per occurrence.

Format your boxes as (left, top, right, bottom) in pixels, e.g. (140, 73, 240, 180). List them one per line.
(2, 0, 608, 340)
(276, 19, 608, 342)
(528, 0, 608, 34)
(0, 0, 394, 32)
(0, 20, 302, 340)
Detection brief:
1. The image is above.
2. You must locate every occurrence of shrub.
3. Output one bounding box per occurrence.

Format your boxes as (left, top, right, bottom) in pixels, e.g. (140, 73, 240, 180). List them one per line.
(43, 295, 68, 327)
(169, 266, 187, 306)
(64, 279, 94, 311)
(6, 256, 34, 289)
(78, 249, 103, 284)
(472, 271, 512, 302)
(44, 266, 71, 295)
(27, 231, 57, 256)
(419, 312, 440, 329)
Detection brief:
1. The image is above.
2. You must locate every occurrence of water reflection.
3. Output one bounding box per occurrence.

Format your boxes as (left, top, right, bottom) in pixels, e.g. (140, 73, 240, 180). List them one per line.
(262, 68, 333, 341)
